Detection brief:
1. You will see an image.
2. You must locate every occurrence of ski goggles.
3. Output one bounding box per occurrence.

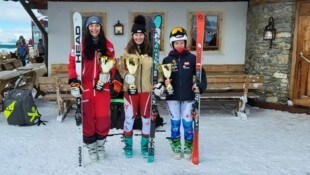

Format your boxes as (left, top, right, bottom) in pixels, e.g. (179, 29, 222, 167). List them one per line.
(171, 27, 186, 36)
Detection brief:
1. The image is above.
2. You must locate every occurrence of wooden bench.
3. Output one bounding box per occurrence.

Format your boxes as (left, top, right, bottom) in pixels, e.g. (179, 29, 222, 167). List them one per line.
(201, 64, 264, 119)
(0, 70, 33, 102)
(0, 59, 22, 71)
(37, 76, 75, 122)
(51, 64, 68, 77)
(16, 70, 37, 91)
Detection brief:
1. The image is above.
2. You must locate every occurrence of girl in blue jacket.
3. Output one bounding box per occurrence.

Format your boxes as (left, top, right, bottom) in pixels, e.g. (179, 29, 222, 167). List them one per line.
(154, 27, 207, 160)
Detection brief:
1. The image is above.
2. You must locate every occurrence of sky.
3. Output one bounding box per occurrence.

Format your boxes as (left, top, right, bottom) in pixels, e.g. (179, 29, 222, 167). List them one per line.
(0, 1, 42, 44)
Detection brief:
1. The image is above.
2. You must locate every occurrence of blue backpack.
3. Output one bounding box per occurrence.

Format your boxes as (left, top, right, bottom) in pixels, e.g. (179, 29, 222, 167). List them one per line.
(19, 45, 26, 56)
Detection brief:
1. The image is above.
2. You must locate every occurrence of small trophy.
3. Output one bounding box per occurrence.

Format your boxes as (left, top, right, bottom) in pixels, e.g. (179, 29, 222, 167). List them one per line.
(161, 63, 174, 95)
(96, 56, 115, 90)
(125, 57, 139, 95)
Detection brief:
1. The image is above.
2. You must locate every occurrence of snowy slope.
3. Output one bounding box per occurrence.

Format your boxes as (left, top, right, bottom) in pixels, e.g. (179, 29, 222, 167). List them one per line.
(0, 99, 309, 175)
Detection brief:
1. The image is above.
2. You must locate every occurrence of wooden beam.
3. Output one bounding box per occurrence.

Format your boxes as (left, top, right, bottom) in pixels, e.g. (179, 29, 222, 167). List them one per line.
(249, 99, 310, 114)
(28, 0, 249, 9)
(249, 0, 293, 6)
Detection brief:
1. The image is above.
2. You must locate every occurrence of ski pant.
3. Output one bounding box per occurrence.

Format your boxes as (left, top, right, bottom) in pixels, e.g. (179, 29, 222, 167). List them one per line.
(20, 55, 26, 66)
(123, 92, 151, 136)
(167, 100, 194, 141)
(82, 81, 111, 144)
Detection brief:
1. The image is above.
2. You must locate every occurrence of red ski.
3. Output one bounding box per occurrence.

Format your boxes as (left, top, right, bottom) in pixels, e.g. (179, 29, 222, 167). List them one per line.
(192, 12, 205, 165)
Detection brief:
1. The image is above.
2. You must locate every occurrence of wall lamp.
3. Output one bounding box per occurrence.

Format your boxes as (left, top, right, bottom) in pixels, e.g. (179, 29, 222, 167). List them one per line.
(263, 17, 276, 49)
(114, 20, 124, 35)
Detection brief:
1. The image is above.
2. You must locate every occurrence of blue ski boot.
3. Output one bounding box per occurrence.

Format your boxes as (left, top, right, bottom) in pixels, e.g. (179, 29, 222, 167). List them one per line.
(169, 138, 182, 160)
(141, 136, 149, 158)
(124, 136, 133, 158)
(184, 139, 192, 160)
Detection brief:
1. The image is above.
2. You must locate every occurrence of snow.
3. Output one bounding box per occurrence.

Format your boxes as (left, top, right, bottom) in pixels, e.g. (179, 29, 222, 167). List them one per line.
(0, 98, 310, 175)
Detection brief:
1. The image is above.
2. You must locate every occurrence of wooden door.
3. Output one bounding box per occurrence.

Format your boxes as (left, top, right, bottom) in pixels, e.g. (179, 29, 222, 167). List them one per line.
(292, 1, 310, 107)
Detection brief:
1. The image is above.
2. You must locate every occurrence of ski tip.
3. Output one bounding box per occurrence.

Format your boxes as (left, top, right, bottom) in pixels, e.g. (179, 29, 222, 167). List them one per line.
(147, 156, 154, 163)
(192, 157, 199, 165)
(154, 15, 162, 27)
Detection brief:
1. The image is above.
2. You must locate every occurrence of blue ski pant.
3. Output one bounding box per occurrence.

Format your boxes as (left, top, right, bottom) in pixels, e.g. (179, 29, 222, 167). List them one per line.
(167, 100, 194, 141)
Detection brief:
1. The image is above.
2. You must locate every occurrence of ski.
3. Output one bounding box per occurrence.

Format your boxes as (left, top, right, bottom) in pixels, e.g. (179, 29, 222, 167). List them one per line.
(108, 130, 166, 137)
(73, 12, 83, 167)
(192, 12, 205, 165)
(148, 15, 162, 163)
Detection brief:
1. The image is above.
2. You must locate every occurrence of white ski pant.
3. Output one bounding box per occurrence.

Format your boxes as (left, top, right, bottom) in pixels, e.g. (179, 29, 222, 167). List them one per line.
(123, 93, 151, 136)
(167, 100, 194, 141)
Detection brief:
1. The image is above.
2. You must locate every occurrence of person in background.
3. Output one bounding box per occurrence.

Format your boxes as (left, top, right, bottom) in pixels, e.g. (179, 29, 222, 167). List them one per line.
(68, 16, 115, 163)
(28, 38, 33, 46)
(118, 15, 153, 158)
(154, 27, 207, 160)
(37, 39, 45, 57)
(16, 35, 28, 66)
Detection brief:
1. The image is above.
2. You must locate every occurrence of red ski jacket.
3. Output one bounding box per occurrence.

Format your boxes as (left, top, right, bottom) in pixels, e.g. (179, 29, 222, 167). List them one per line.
(68, 40, 115, 87)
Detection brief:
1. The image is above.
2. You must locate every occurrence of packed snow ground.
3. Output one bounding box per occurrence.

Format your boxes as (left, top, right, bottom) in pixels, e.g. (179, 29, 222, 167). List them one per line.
(0, 98, 309, 175)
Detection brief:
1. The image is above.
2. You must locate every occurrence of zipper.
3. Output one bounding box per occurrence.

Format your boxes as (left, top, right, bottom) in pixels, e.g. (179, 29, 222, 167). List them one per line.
(93, 51, 97, 96)
(140, 55, 143, 92)
(178, 55, 182, 101)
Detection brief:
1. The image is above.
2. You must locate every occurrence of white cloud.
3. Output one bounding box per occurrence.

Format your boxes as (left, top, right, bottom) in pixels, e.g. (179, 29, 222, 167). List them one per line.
(0, 1, 41, 43)
(0, 1, 31, 22)
(0, 27, 32, 44)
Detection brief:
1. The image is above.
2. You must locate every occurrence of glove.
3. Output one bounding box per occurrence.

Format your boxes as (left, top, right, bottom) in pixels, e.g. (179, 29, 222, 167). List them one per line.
(99, 73, 110, 84)
(71, 85, 81, 97)
(153, 83, 164, 97)
(70, 78, 82, 97)
(192, 83, 200, 93)
(124, 74, 135, 84)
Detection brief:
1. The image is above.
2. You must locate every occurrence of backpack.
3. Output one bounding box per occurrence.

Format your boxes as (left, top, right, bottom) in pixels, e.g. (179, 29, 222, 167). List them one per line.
(110, 98, 125, 129)
(110, 98, 164, 130)
(110, 68, 123, 98)
(133, 114, 164, 130)
(3, 89, 45, 126)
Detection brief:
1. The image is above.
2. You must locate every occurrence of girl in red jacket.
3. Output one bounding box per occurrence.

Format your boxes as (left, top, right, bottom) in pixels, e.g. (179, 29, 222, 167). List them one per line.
(68, 16, 115, 163)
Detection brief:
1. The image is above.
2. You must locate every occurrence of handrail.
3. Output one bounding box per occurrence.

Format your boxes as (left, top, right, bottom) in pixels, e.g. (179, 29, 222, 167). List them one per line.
(300, 52, 310, 64)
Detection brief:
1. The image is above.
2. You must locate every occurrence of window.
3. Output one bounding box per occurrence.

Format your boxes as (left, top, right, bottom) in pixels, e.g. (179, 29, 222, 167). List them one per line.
(131, 12, 165, 51)
(188, 11, 222, 51)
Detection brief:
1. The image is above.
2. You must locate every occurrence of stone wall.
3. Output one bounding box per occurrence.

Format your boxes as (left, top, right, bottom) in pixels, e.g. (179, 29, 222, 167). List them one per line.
(245, 0, 296, 105)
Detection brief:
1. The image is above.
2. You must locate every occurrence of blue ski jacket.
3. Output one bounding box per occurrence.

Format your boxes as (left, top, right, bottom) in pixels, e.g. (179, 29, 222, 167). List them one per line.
(160, 49, 207, 101)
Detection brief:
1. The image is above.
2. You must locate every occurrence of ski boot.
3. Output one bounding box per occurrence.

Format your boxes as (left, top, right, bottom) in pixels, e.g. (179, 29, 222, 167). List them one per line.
(169, 138, 182, 160)
(97, 139, 106, 160)
(141, 136, 149, 158)
(86, 142, 98, 163)
(123, 136, 133, 158)
(183, 139, 192, 160)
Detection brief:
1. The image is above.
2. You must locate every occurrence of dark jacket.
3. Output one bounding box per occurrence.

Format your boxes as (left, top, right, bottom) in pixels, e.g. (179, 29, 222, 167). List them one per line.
(160, 49, 207, 101)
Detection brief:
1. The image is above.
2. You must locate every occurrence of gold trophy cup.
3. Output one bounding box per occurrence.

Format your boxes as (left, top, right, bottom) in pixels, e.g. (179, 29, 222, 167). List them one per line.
(125, 57, 139, 95)
(161, 63, 174, 95)
(97, 56, 115, 86)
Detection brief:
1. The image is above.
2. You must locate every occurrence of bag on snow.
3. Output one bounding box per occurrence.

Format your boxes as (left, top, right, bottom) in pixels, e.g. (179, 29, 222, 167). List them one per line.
(110, 97, 164, 130)
(133, 114, 164, 130)
(3, 89, 45, 126)
(110, 98, 125, 129)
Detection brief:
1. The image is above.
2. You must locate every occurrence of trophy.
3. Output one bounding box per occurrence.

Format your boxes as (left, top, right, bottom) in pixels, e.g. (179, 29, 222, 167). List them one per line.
(160, 63, 174, 95)
(95, 56, 115, 90)
(125, 57, 139, 95)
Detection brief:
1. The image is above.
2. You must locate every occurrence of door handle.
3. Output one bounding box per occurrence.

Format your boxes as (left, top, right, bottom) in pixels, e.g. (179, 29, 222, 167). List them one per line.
(300, 52, 310, 64)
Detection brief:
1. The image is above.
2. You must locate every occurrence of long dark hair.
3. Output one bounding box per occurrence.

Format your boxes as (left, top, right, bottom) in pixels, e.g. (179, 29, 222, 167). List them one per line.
(83, 27, 107, 60)
(126, 36, 152, 56)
